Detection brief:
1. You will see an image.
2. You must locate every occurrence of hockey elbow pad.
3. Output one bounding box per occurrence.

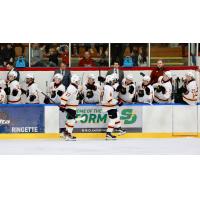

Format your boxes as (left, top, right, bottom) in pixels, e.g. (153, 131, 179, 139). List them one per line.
(86, 90, 94, 98)
(145, 87, 150, 95)
(12, 89, 18, 96)
(129, 85, 135, 94)
(4, 87, 10, 95)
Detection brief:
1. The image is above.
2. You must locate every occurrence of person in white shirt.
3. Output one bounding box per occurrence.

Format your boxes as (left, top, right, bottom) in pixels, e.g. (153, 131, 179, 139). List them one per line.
(83, 74, 100, 104)
(4, 71, 21, 104)
(137, 75, 154, 104)
(182, 72, 198, 105)
(119, 74, 136, 103)
(153, 71, 172, 103)
(22, 74, 40, 104)
(44, 73, 65, 104)
(102, 75, 126, 139)
(60, 74, 83, 141)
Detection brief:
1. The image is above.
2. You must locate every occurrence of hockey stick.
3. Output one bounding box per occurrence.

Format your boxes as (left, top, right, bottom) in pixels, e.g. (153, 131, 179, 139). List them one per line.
(38, 89, 86, 122)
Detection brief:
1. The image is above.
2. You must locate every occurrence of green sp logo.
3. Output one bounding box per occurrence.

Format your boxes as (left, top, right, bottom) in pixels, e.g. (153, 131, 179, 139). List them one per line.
(120, 109, 137, 124)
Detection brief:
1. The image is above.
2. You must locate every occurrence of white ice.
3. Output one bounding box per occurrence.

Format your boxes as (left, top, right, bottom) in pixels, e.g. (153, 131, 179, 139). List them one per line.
(0, 138, 199, 154)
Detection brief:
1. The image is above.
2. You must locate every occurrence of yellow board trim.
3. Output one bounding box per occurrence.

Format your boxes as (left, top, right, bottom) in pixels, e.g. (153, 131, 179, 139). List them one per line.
(0, 133, 199, 139)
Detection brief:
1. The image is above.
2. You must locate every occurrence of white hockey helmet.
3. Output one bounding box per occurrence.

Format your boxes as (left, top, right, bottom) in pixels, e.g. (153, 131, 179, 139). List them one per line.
(8, 71, 17, 78)
(71, 74, 80, 85)
(26, 73, 34, 79)
(54, 73, 63, 81)
(142, 75, 151, 82)
(186, 71, 195, 79)
(164, 71, 172, 79)
(126, 74, 134, 81)
(88, 74, 96, 80)
(105, 75, 114, 84)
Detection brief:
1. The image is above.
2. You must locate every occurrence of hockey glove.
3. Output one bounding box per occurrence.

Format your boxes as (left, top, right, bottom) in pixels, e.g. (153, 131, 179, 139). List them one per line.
(59, 105, 66, 112)
(86, 90, 94, 98)
(138, 90, 144, 97)
(44, 97, 50, 104)
(29, 95, 36, 102)
(57, 90, 63, 97)
(98, 76, 105, 82)
(51, 91, 56, 98)
(4, 87, 10, 95)
(77, 92, 84, 101)
(12, 89, 18, 96)
(145, 87, 150, 95)
(129, 85, 135, 94)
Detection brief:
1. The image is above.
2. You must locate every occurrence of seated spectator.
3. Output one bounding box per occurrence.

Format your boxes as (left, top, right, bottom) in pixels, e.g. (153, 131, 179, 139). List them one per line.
(78, 51, 96, 67)
(31, 43, 44, 67)
(60, 45, 69, 66)
(150, 60, 167, 85)
(1, 44, 15, 66)
(48, 48, 59, 67)
(54, 62, 71, 89)
(123, 55, 136, 67)
(137, 47, 147, 66)
(0, 45, 4, 66)
(6, 62, 20, 81)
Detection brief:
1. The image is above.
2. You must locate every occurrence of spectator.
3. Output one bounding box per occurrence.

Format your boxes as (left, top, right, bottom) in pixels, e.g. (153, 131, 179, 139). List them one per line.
(98, 49, 108, 66)
(78, 51, 96, 67)
(31, 43, 44, 67)
(48, 48, 59, 66)
(150, 60, 167, 85)
(106, 62, 124, 83)
(0, 45, 4, 66)
(54, 62, 71, 89)
(137, 47, 147, 66)
(1, 44, 15, 66)
(60, 45, 69, 66)
(6, 62, 20, 81)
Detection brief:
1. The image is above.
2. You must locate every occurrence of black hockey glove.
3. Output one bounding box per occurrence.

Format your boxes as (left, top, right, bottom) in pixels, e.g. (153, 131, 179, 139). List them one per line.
(118, 100, 123, 106)
(86, 83, 97, 91)
(4, 87, 10, 95)
(51, 91, 56, 98)
(29, 95, 36, 102)
(145, 87, 150, 95)
(21, 88, 27, 95)
(59, 105, 66, 112)
(129, 85, 135, 94)
(77, 92, 84, 101)
(155, 85, 162, 93)
(98, 76, 105, 82)
(86, 90, 94, 98)
(12, 89, 18, 96)
(138, 90, 144, 97)
(44, 97, 50, 104)
(180, 86, 187, 94)
(57, 90, 63, 97)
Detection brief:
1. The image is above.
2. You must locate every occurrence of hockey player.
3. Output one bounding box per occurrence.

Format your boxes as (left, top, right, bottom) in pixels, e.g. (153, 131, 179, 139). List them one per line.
(59, 74, 83, 141)
(118, 74, 136, 103)
(137, 75, 154, 104)
(0, 87, 6, 104)
(22, 74, 40, 104)
(4, 71, 22, 104)
(102, 75, 126, 139)
(44, 73, 65, 104)
(83, 74, 100, 104)
(182, 72, 198, 105)
(153, 71, 172, 103)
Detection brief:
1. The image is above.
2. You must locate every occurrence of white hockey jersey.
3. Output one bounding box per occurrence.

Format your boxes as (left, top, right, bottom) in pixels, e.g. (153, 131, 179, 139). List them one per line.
(113, 82, 119, 99)
(102, 84, 118, 111)
(49, 82, 65, 104)
(0, 88, 6, 104)
(7, 80, 21, 104)
(25, 83, 40, 104)
(61, 84, 79, 110)
(119, 79, 136, 103)
(83, 83, 100, 104)
(182, 80, 198, 105)
(153, 76, 172, 103)
(137, 83, 154, 104)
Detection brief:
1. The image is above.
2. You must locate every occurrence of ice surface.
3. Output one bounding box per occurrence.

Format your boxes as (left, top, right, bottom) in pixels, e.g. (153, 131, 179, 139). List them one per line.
(0, 138, 199, 154)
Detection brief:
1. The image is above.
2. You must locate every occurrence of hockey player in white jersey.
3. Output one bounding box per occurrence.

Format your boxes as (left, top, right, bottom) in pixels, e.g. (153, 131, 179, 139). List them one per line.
(102, 75, 126, 139)
(4, 71, 22, 104)
(153, 71, 172, 103)
(182, 72, 198, 105)
(137, 75, 154, 104)
(118, 74, 136, 103)
(0, 87, 6, 104)
(44, 73, 65, 104)
(22, 74, 40, 104)
(83, 74, 100, 104)
(60, 74, 83, 141)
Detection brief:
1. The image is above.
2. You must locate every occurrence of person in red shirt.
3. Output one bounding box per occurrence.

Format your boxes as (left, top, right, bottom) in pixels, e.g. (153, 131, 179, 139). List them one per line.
(78, 51, 96, 67)
(60, 46, 69, 66)
(150, 59, 167, 84)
